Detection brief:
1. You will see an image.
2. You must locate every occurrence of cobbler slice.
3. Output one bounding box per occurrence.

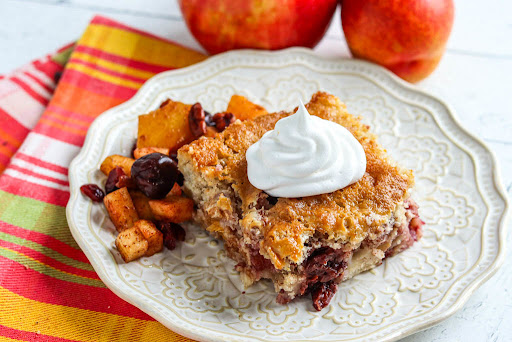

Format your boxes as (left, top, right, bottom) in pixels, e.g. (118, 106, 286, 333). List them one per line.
(177, 92, 423, 310)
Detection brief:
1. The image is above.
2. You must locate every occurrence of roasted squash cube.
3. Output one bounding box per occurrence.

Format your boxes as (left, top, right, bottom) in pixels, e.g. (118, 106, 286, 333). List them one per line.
(137, 100, 195, 152)
(100, 155, 135, 176)
(226, 95, 268, 121)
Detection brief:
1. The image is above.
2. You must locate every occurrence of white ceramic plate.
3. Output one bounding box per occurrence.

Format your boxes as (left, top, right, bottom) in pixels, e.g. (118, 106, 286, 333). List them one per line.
(66, 48, 508, 342)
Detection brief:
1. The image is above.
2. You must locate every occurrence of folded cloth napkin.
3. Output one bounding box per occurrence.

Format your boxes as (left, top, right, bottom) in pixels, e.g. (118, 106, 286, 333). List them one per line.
(0, 15, 206, 341)
(0, 44, 73, 173)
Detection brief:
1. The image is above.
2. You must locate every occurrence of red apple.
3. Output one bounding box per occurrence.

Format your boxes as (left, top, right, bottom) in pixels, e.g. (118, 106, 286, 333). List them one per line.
(341, 0, 454, 83)
(179, 0, 338, 54)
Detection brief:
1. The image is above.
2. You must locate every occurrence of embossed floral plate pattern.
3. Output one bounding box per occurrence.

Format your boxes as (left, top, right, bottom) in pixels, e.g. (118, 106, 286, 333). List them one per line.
(66, 49, 508, 342)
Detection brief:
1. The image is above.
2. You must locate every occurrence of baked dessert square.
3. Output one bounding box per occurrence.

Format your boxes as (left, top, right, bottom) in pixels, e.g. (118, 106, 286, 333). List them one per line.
(178, 92, 423, 310)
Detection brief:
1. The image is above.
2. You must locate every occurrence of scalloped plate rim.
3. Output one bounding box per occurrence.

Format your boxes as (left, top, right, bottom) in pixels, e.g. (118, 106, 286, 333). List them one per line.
(66, 47, 509, 342)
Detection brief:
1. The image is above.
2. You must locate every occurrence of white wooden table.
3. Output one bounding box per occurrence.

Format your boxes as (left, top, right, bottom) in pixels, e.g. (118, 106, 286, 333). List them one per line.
(1, 1, 510, 341)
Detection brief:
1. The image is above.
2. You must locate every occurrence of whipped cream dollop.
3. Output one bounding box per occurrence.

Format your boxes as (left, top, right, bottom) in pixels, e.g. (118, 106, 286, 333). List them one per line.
(246, 101, 366, 198)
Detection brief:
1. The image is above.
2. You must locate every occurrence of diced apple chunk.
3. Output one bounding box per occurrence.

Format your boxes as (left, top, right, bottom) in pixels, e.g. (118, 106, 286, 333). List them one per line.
(115, 226, 148, 262)
(129, 190, 155, 220)
(149, 196, 194, 223)
(134, 220, 163, 257)
(104, 187, 139, 232)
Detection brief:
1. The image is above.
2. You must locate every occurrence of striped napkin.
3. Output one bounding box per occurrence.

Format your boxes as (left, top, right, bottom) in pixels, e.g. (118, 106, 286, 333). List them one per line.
(0, 43, 73, 174)
(0, 16, 206, 341)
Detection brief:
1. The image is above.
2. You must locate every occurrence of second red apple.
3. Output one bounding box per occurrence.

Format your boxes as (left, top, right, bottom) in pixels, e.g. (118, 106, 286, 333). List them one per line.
(341, 0, 454, 83)
(179, 0, 338, 54)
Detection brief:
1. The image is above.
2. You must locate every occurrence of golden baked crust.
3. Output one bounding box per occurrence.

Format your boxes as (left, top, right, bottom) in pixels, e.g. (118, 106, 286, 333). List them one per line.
(178, 92, 414, 270)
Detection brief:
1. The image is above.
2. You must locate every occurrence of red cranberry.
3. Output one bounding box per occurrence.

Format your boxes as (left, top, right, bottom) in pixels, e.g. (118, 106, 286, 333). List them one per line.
(105, 167, 126, 194)
(131, 153, 178, 199)
(116, 174, 135, 189)
(212, 112, 235, 132)
(250, 249, 273, 272)
(80, 184, 105, 202)
(304, 247, 347, 284)
(156, 222, 186, 250)
(311, 281, 337, 311)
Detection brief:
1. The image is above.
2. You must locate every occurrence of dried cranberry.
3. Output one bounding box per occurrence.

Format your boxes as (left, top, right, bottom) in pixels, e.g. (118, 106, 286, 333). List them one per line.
(105, 167, 126, 194)
(115, 174, 135, 189)
(131, 153, 178, 199)
(250, 249, 272, 272)
(80, 184, 105, 202)
(304, 247, 347, 284)
(311, 281, 337, 311)
(156, 222, 186, 250)
(188, 103, 207, 138)
(211, 112, 235, 132)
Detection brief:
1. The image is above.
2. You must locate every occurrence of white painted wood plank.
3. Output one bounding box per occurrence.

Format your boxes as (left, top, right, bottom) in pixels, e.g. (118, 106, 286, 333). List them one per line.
(0, 0, 204, 73)
(418, 52, 512, 189)
(448, 0, 512, 56)
(6, 0, 181, 19)
(68, 0, 182, 18)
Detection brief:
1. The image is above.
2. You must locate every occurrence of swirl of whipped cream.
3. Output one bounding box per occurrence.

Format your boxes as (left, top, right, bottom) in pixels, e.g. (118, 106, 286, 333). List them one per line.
(246, 101, 366, 198)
